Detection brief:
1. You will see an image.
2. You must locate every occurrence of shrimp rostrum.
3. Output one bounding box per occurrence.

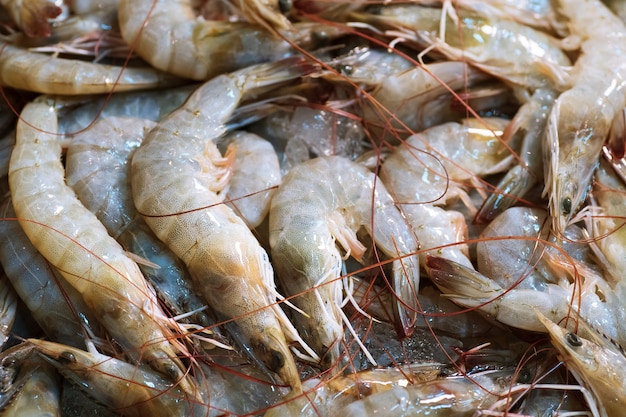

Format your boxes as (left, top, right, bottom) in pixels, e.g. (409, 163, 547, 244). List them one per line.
(269, 155, 420, 368)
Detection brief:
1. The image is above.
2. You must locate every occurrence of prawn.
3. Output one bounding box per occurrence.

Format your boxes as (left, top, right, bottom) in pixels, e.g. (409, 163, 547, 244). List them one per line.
(131, 58, 318, 392)
(476, 88, 558, 223)
(269, 155, 420, 365)
(8, 99, 199, 399)
(117, 0, 332, 80)
(537, 311, 626, 417)
(29, 338, 208, 417)
(352, 4, 572, 92)
(64, 116, 218, 337)
(379, 117, 511, 269)
(544, 0, 626, 237)
(0, 41, 182, 94)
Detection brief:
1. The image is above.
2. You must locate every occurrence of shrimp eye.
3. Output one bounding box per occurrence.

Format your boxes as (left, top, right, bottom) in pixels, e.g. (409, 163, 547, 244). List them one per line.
(566, 333, 583, 347)
(59, 352, 77, 364)
(561, 197, 572, 215)
(340, 65, 354, 76)
(278, 0, 292, 13)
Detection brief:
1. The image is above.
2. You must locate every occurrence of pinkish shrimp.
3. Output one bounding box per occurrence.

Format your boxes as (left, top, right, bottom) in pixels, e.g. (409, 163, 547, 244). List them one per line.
(0, 0, 64, 38)
(8, 98, 199, 399)
(131, 58, 320, 392)
(269, 155, 420, 366)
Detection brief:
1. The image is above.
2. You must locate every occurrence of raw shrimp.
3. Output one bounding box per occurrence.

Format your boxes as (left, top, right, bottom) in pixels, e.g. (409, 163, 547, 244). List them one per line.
(338, 370, 522, 417)
(29, 338, 208, 417)
(0, 42, 182, 94)
(0, 195, 104, 349)
(264, 362, 444, 417)
(118, 0, 326, 80)
(64, 116, 216, 333)
(537, 311, 626, 417)
(269, 155, 420, 365)
(0, 0, 64, 37)
(219, 130, 281, 228)
(476, 88, 557, 223)
(131, 58, 318, 392)
(8, 99, 199, 399)
(379, 117, 511, 269)
(353, 4, 572, 91)
(544, 0, 626, 237)
(424, 253, 626, 347)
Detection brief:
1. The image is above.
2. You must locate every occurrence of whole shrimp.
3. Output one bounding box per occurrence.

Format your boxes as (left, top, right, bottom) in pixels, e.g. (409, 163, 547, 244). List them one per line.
(118, 0, 332, 80)
(379, 117, 511, 269)
(0, 42, 182, 94)
(269, 155, 420, 365)
(64, 116, 218, 335)
(352, 4, 572, 92)
(8, 99, 199, 399)
(544, 0, 626, 237)
(537, 311, 626, 417)
(29, 338, 208, 417)
(131, 58, 318, 392)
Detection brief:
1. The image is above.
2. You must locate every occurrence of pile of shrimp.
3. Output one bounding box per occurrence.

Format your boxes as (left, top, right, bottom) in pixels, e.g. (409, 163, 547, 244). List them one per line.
(0, 0, 625, 416)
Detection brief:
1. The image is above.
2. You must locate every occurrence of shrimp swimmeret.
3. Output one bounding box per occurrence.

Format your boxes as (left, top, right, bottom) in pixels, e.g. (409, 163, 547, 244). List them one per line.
(7, 99, 199, 399)
(131, 57, 318, 392)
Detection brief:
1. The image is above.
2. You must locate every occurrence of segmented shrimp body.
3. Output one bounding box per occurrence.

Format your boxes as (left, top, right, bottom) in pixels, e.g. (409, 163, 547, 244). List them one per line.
(118, 0, 296, 80)
(380, 118, 511, 269)
(131, 58, 316, 391)
(269, 155, 420, 365)
(8, 99, 197, 398)
(0, 42, 181, 94)
(544, 0, 626, 237)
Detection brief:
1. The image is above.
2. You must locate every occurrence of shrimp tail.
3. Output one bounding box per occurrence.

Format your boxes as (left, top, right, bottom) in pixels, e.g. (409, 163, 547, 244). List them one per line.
(424, 254, 502, 299)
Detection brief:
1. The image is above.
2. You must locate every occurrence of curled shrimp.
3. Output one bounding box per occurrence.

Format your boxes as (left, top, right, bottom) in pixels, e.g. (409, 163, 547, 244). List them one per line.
(117, 0, 330, 80)
(379, 117, 511, 269)
(131, 58, 318, 392)
(8, 98, 198, 399)
(269, 155, 420, 365)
